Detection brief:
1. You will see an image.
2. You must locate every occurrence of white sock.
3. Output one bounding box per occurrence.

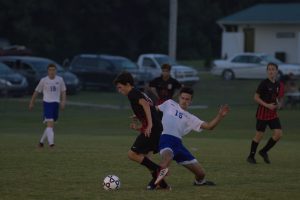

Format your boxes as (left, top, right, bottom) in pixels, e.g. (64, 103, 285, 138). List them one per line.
(40, 129, 47, 144)
(46, 127, 54, 146)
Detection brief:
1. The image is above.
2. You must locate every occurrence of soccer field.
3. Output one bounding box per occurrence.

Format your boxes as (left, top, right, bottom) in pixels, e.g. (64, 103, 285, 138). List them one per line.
(1, 74, 300, 200)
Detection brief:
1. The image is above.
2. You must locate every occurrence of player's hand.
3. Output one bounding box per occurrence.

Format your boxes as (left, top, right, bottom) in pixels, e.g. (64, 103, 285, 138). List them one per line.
(266, 103, 277, 111)
(130, 122, 141, 131)
(29, 102, 34, 111)
(218, 104, 229, 117)
(60, 102, 65, 110)
(144, 124, 152, 137)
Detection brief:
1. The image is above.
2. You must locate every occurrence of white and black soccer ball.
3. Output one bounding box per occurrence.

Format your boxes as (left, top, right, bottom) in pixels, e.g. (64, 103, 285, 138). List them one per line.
(103, 175, 121, 190)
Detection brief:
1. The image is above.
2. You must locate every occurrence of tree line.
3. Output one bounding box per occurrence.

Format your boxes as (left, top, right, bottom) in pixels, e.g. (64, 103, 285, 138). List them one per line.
(0, 0, 295, 63)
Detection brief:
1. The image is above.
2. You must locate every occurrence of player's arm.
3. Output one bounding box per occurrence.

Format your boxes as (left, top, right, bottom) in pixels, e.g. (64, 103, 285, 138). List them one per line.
(129, 115, 142, 131)
(60, 90, 66, 110)
(254, 93, 277, 110)
(150, 86, 159, 99)
(29, 91, 39, 110)
(139, 98, 153, 137)
(200, 104, 229, 130)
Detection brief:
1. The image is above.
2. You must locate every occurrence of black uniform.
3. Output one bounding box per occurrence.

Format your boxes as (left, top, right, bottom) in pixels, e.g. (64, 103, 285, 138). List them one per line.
(149, 76, 181, 105)
(128, 88, 163, 154)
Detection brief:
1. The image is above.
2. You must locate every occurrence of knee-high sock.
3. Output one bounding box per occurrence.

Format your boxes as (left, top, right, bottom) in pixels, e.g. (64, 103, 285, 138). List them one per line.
(46, 127, 54, 145)
(40, 128, 48, 143)
(260, 138, 277, 153)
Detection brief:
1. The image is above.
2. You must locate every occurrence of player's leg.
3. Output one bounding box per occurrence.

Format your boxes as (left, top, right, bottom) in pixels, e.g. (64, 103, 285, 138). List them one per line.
(259, 118, 282, 164)
(182, 162, 214, 186)
(46, 121, 55, 147)
(247, 120, 266, 164)
(128, 134, 164, 189)
(154, 148, 173, 185)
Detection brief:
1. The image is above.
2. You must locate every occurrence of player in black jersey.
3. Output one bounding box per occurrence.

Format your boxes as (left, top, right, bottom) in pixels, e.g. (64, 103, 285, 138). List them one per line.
(113, 72, 170, 190)
(149, 63, 182, 105)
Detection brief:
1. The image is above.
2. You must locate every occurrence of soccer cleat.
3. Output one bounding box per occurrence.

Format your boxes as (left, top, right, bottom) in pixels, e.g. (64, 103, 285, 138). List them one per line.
(194, 180, 216, 186)
(247, 156, 257, 164)
(157, 179, 171, 190)
(154, 168, 169, 185)
(38, 142, 44, 148)
(259, 150, 270, 164)
(146, 178, 156, 190)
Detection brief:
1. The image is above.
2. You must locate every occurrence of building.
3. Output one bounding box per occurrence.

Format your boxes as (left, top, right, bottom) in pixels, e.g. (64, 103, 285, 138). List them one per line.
(217, 3, 300, 63)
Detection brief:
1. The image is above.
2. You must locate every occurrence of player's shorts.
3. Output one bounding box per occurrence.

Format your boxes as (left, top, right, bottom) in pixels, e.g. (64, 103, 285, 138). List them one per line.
(43, 102, 59, 122)
(159, 134, 197, 165)
(130, 125, 162, 154)
(256, 118, 282, 132)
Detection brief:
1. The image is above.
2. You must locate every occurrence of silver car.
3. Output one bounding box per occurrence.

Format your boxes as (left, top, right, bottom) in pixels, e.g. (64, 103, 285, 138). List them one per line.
(0, 62, 28, 97)
(211, 53, 300, 80)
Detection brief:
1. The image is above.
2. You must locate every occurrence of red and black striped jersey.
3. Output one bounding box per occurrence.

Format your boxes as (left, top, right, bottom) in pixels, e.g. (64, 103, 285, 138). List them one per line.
(149, 76, 181, 105)
(255, 79, 284, 120)
(128, 88, 162, 133)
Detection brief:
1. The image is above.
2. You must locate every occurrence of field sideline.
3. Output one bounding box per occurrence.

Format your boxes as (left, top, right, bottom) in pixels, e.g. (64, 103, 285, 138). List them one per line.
(1, 73, 300, 200)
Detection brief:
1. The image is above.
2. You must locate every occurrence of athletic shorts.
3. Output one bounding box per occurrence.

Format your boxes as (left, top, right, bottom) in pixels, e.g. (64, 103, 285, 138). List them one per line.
(43, 102, 59, 122)
(131, 125, 162, 154)
(159, 134, 197, 165)
(256, 118, 282, 132)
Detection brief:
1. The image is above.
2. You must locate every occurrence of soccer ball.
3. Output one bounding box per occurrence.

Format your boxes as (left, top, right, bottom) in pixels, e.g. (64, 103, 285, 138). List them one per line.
(103, 175, 121, 190)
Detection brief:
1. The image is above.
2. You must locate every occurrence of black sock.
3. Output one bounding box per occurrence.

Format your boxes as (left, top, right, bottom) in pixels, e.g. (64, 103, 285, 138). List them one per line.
(249, 140, 259, 157)
(141, 157, 160, 174)
(260, 138, 277, 153)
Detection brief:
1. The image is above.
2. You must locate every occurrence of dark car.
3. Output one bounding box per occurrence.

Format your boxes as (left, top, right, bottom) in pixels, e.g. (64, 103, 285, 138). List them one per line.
(0, 56, 81, 94)
(0, 62, 28, 97)
(69, 54, 152, 90)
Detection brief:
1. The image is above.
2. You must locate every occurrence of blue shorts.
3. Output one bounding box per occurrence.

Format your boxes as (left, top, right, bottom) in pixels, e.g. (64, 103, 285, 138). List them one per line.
(43, 102, 59, 122)
(159, 134, 197, 165)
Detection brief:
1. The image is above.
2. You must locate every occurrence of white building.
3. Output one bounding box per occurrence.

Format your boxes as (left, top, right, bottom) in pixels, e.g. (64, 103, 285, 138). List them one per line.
(218, 3, 300, 63)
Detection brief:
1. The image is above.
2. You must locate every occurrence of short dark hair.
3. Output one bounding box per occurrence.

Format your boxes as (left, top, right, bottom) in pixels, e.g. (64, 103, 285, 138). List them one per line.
(47, 63, 57, 69)
(180, 87, 194, 97)
(267, 62, 278, 70)
(161, 63, 171, 71)
(113, 71, 134, 86)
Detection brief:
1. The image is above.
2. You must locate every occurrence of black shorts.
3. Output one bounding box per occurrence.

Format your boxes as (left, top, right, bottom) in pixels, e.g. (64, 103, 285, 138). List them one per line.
(131, 126, 162, 154)
(256, 118, 282, 132)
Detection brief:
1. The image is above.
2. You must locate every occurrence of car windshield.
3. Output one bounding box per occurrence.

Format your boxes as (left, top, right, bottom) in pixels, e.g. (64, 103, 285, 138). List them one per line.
(0, 62, 14, 74)
(26, 60, 64, 73)
(155, 55, 177, 65)
(260, 55, 283, 64)
(111, 59, 138, 70)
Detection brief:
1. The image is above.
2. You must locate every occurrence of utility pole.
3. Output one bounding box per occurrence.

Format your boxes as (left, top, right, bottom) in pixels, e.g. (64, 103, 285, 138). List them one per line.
(168, 0, 178, 61)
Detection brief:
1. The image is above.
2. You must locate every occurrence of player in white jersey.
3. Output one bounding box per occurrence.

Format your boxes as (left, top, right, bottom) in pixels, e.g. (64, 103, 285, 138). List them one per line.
(29, 63, 66, 148)
(155, 87, 229, 186)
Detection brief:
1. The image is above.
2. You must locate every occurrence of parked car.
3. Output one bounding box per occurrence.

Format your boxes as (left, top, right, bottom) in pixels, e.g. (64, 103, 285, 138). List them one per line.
(137, 54, 199, 86)
(69, 54, 151, 90)
(211, 53, 300, 80)
(0, 56, 81, 94)
(0, 62, 28, 97)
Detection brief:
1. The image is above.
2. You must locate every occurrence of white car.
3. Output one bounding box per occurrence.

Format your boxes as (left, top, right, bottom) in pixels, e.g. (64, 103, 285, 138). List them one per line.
(211, 53, 300, 80)
(137, 54, 199, 86)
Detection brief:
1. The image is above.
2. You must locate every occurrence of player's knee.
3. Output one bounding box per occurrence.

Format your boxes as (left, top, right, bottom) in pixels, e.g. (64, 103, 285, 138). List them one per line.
(273, 131, 282, 141)
(127, 150, 139, 161)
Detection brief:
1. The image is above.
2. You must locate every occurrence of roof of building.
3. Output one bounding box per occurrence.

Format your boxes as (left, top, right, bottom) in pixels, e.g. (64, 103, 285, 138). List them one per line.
(218, 3, 300, 25)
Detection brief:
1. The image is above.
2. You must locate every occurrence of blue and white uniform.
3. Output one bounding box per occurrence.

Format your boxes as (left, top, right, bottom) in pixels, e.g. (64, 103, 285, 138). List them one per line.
(35, 76, 66, 122)
(158, 99, 204, 165)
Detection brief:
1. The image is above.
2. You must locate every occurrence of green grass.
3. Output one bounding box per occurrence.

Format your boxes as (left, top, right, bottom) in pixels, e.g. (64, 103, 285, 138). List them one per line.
(1, 72, 300, 200)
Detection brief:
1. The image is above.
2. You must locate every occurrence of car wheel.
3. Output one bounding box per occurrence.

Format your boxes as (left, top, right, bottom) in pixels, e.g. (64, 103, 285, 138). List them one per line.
(222, 70, 235, 80)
